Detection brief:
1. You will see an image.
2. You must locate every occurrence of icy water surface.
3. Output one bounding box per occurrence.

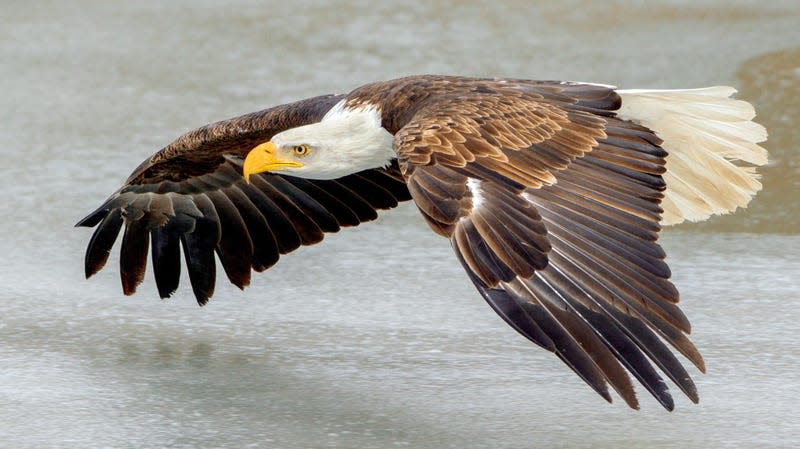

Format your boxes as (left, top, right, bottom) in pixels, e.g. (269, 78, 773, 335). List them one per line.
(1, 1, 799, 448)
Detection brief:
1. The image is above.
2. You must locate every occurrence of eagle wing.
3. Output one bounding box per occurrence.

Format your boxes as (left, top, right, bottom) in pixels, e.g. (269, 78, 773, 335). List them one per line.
(77, 95, 411, 304)
(393, 82, 704, 410)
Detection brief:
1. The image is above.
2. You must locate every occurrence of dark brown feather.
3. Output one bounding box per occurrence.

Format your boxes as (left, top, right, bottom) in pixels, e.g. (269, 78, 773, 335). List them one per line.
(338, 173, 403, 210)
(287, 177, 378, 223)
(221, 186, 279, 272)
(517, 277, 644, 409)
(385, 78, 703, 410)
(151, 226, 181, 298)
(181, 194, 220, 305)
(254, 175, 332, 240)
(538, 265, 700, 401)
(78, 97, 411, 304)
(120, 218, 149, 295)
(519, 300, 615, 404)
(205, 190, 253, 290)
(280, 176, 360, 227)
(239, 178, 304, 253)
(453, 247, 554, 351)
(84, 208, 123, 278)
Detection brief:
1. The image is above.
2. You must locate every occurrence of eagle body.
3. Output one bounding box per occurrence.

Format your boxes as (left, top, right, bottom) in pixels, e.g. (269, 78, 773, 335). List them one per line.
(78, 75, 767, 410)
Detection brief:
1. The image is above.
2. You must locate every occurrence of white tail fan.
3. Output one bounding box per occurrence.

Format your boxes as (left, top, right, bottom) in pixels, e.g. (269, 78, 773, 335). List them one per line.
(616, 87, 768, 226)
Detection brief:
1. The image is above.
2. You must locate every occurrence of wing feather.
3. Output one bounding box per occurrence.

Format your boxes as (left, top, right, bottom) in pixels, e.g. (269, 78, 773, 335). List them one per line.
(222, 185, 279, 272)
(151, 225, 182, 298)
(395, 80, 709, 409)
(516, 276, 645, 409)
(338, 174, 403, 210)
(533, 202, 690, 332)
(77, 97, 411, 304)
(538, 265, 699, 402)
(204, 190, 253, 290)
(120, 215, 149, 295)
(286, 177, 378, 223)
(257, 175, 334, 238)
(84, 208, 123, 278)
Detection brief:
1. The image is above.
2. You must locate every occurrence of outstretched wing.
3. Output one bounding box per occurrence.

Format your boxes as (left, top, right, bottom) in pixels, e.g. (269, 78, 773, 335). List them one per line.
(77, 95, 411, 305)
(394, 81, 706, 410)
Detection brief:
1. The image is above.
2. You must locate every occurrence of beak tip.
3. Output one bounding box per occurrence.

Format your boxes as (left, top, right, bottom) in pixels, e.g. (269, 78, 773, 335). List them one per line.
(243, 141, 281, 182)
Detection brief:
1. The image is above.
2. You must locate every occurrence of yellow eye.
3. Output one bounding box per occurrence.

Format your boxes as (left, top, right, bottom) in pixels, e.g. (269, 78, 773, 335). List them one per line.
(292, 145, 311, 156)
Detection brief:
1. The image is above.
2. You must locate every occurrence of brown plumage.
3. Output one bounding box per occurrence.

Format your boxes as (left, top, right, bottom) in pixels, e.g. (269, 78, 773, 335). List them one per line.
(77, 75, 768, 411)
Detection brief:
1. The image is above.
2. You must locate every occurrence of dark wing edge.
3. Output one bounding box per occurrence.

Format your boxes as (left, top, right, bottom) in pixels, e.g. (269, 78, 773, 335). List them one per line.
(77, 96, 411, 305)
(396, 81, 705, 410)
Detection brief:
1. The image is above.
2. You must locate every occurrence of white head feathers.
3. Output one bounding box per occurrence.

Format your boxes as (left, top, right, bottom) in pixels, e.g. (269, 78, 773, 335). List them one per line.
(269, 100, 395, 180)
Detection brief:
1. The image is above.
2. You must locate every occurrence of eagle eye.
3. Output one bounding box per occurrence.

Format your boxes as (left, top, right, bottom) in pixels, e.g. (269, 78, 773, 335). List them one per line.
(292, 144, 311, 156)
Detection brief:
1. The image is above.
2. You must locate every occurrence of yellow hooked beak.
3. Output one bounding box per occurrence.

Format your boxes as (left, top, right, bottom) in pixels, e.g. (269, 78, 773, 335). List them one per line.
(242, 142, 303, 183)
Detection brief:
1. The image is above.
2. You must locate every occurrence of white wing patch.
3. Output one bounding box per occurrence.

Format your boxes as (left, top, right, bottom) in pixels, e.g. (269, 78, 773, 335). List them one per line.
(467, 178, 485, 209)
(617, 87, 768, 225)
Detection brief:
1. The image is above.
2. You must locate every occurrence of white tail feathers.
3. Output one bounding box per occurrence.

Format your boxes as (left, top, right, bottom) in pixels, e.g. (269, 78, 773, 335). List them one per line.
(616, 87, 768, 226)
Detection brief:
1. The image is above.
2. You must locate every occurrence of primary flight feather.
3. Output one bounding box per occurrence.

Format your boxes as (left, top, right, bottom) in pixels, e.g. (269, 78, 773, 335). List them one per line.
(77, 75, 767, 410)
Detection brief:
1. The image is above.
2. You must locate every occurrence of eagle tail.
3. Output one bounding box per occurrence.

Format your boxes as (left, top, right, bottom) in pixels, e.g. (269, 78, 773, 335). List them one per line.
(615, 87, 768, 225)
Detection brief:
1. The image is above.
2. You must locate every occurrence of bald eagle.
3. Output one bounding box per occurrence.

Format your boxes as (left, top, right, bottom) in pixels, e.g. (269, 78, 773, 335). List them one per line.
(77, 76, 767, 410)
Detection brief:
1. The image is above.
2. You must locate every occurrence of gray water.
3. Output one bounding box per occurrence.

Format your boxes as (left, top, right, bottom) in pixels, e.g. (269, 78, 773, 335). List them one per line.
(2, 1, 799, 448)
